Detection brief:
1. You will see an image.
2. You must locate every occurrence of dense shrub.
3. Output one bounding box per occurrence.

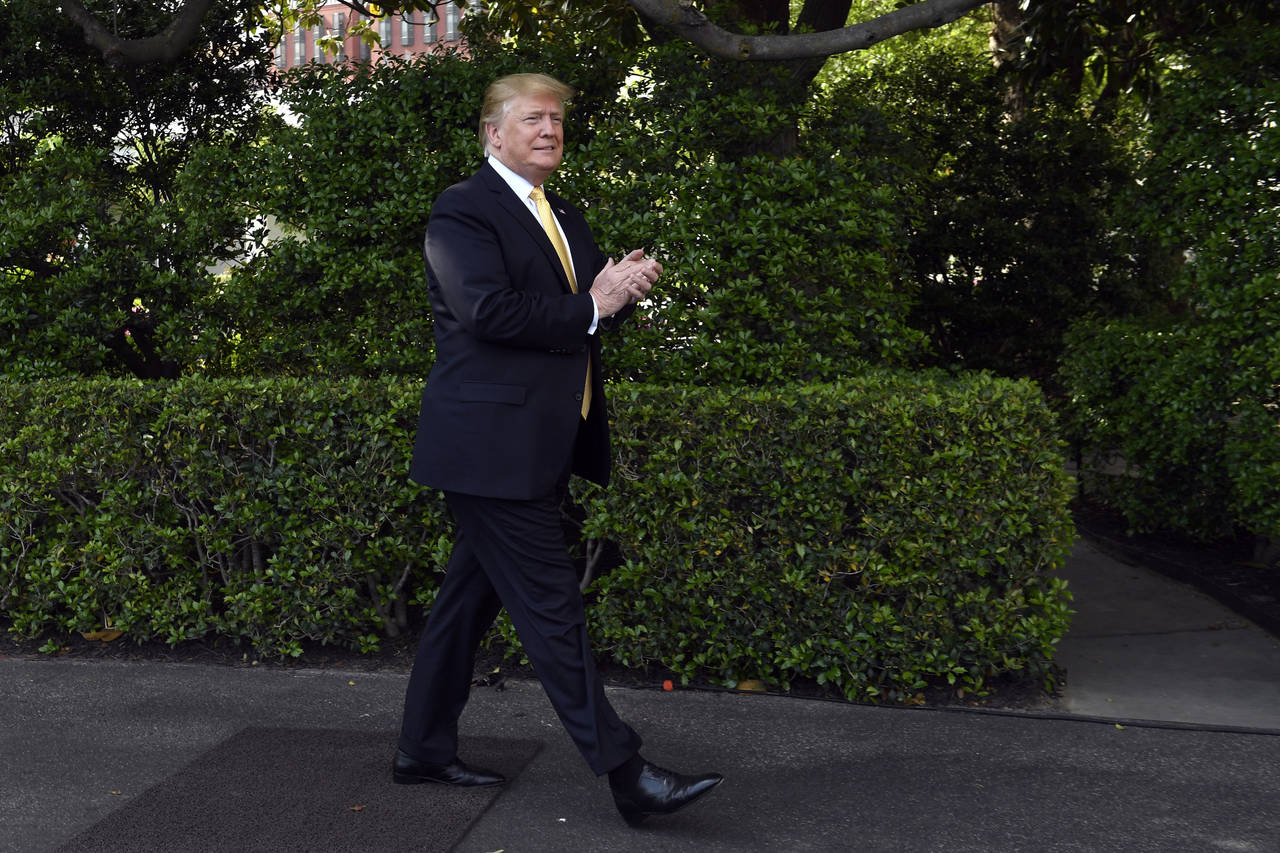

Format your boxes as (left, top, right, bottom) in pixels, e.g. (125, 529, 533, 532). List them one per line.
(179, 39, 926, 382)
(557, 43, 925, 385)
(6, 20, 1123, 388)
(201, 51, 488, 377)
(1059, 23, 1280, 541)
(1, 373, 1074, 701)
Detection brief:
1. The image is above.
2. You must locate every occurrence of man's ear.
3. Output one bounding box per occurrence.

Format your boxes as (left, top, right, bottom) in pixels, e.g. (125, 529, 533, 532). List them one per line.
(485, 122, 502, 152)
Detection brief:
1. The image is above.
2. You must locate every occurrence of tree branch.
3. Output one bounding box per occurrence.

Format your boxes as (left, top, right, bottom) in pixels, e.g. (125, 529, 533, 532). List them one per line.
(61, 0, 217, 65)
(628, 0, 990, 60)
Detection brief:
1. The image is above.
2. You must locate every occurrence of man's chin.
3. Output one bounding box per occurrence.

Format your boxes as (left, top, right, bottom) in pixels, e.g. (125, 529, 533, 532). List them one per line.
(533, 159, 563, 180)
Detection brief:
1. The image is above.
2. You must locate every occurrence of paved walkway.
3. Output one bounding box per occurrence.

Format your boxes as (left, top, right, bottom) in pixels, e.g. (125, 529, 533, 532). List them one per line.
(2, 537, 1279, 852)
(1058, 539, 1280, 730)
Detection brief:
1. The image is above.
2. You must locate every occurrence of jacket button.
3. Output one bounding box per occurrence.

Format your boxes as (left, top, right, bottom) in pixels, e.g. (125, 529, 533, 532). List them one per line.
(574, 392, 583, 401)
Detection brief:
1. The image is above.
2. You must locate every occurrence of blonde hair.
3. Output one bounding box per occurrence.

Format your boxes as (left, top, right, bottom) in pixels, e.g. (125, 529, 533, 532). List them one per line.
(479, 73, 575, 155)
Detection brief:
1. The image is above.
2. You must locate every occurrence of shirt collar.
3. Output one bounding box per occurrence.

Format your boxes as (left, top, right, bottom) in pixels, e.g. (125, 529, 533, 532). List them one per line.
(487, 154, 540, 204)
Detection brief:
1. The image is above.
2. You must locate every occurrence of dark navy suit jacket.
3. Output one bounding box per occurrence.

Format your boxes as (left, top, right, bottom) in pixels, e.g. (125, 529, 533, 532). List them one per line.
(410, 162, 625, 500)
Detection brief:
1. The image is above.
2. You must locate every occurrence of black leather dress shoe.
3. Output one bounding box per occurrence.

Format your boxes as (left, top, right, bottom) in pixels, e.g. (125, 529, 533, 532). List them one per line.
(610, 760, 724, 826)
(391, 749, 505, 787)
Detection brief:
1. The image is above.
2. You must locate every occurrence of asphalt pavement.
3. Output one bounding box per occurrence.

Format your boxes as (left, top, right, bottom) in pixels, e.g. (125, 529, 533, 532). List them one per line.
(2, 537, 1279, 852)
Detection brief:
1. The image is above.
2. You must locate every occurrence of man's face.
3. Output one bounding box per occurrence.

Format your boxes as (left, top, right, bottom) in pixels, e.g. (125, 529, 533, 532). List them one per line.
(487, 92, 564, 186)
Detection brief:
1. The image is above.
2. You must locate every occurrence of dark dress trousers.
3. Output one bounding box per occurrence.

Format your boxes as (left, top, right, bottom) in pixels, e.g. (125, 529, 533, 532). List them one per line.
(398, 162, 642, 775)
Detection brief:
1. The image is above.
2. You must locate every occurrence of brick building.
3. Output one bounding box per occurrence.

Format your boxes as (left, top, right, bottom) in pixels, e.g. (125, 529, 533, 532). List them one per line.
(273, 1, 463, 67)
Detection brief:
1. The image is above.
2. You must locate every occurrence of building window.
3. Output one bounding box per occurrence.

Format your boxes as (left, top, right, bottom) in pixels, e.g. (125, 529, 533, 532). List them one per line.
(334, 12, 347, 62)
(356, 14, 370, 61)
(314, 20, 325, 63)
(445, 1, 458, 40)
(426, 9, 437, 43)
(294, 24, 306, 64)
(380, 15, 393, 49)
(401, 11, 415, 47)
(275, 39, 286, 68)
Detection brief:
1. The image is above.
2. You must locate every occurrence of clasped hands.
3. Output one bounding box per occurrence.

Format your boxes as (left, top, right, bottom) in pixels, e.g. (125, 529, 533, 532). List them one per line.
(590, 249, 661, 318)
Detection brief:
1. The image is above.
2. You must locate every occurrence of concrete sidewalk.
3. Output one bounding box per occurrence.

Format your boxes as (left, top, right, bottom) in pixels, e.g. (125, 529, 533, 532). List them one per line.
(2, 538, 1279, 852)
(1057, 538, 1280, 730)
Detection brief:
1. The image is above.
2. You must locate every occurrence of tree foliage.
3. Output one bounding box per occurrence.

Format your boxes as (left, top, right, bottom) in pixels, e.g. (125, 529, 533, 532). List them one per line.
(1060, 21, 1280, 540)
(0, 0, 275, 379)
(1006, 0, 1280, 111)
(815, 26, 1146, 385)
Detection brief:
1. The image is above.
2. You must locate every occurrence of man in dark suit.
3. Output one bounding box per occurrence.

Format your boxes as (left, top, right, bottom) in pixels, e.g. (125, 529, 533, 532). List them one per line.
(393, 73, 722, 826)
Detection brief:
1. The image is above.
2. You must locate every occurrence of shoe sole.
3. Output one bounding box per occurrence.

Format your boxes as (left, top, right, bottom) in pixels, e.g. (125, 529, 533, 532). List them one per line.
(392, 771, 505, 787)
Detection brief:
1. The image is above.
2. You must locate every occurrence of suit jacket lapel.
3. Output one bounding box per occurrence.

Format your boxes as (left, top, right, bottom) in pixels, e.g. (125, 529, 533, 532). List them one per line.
(479, 163, 577, 294)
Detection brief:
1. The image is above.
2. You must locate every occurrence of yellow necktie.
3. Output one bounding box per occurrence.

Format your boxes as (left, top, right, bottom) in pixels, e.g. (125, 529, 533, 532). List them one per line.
(530, 186, 591, 419)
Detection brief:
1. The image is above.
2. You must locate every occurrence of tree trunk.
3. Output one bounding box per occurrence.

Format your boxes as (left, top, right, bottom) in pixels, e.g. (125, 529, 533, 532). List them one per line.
(717, 0, 854, 158)
(989, 0, 1028, 118)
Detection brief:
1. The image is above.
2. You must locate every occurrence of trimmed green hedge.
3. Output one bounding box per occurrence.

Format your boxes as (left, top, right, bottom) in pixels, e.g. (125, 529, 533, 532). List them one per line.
(588, 374, 1074, 701)
(1, 378, 448, 656)
(2, 373, 1074, 701)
